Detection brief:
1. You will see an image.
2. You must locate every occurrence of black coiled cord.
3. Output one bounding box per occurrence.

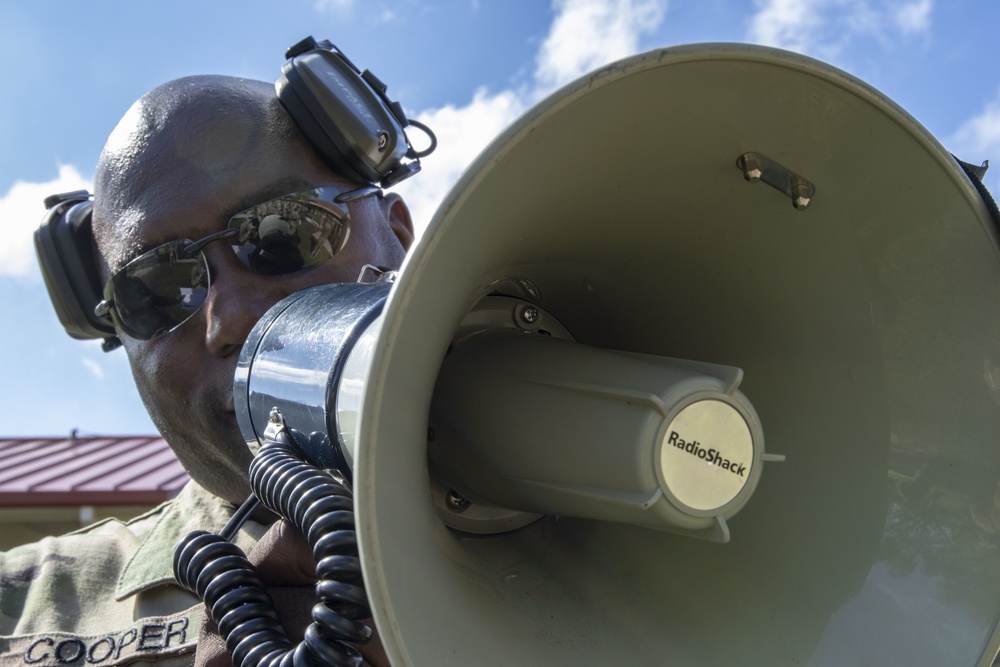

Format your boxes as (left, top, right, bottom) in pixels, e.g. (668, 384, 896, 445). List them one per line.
(173, 428, 372, 667)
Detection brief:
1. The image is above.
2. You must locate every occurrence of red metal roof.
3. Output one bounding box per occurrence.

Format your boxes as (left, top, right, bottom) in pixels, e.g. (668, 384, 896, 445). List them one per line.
(0, 435, 189, 506)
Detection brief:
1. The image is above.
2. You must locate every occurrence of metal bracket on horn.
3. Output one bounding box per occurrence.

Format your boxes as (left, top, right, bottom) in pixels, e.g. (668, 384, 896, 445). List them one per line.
(737, 151, 816, 210)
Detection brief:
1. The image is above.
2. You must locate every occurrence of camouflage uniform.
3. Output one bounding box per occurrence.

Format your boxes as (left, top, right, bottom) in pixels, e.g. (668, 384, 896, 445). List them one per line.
(0, 482, 266, 666)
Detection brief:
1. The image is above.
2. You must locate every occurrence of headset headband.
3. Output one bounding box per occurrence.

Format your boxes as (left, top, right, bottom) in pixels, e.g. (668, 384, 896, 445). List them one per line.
(34, 36, 435, 349)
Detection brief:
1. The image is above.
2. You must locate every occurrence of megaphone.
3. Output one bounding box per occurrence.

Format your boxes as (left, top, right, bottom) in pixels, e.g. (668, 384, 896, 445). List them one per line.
(232, 44, 1000, 665)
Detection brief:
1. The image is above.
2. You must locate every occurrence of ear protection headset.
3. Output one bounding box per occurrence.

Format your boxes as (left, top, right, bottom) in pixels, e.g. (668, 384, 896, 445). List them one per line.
(33, 36, 436, 350)
(277, 36, 435, 188)
(34, 190, 121, 350)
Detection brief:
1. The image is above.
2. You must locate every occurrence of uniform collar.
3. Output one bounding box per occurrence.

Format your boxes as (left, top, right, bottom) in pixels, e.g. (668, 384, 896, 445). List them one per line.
(115, 480, 267, 601)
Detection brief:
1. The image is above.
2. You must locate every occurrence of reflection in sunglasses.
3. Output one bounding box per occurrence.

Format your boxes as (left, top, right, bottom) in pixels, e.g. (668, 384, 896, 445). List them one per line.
(97, 185, 368, 340)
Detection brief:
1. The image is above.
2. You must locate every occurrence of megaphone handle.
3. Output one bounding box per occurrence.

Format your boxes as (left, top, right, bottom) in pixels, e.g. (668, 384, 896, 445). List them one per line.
(173, 429, 372, 667)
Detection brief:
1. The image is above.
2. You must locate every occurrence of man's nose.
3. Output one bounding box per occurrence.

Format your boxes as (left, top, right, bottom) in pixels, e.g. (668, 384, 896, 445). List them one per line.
(201, 262, 287, 357)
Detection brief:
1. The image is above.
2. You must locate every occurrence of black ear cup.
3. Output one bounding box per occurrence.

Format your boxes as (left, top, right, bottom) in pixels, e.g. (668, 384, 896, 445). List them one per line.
(275, 36, 432, 188)
(34, 191, 120, 349)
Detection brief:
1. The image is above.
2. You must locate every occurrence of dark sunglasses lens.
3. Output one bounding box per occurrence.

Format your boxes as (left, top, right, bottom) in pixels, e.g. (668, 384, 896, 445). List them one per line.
(106, 189, 354, 340)
(109, 241, 209, 339)
(227, 192, 348, 276)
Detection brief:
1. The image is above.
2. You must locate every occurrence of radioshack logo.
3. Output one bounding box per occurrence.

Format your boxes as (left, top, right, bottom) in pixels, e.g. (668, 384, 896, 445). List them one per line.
(666, 430, 746, 477)
(658, 399, 754, 512)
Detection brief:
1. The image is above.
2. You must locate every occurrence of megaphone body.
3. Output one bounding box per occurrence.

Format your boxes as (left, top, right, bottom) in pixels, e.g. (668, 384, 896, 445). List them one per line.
(234, 44, 1000, 665)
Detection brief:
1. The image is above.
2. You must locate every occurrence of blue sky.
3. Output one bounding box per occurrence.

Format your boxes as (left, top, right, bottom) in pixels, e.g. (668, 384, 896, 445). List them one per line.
(2, 0, 1000, 438)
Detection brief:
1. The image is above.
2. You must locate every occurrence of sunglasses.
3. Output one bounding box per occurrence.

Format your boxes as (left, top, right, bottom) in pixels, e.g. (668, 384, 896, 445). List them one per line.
(95, 185, 379, 340)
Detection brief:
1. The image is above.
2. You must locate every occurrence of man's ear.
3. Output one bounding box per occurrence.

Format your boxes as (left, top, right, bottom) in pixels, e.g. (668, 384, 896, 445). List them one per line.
(381, 192, 415, 251)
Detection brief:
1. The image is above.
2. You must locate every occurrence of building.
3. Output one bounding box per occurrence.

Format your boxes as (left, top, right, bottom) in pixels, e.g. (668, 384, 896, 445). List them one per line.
(0, 434, 188, 551)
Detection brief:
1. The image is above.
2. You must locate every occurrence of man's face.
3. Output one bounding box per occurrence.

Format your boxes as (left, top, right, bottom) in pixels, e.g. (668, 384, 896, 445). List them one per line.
(95, 120, 413, 505)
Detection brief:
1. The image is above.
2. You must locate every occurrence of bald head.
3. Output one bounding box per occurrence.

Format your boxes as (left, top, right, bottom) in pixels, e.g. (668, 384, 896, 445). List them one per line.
(86, 73, 413, 504)
(93, 75, 325, 274)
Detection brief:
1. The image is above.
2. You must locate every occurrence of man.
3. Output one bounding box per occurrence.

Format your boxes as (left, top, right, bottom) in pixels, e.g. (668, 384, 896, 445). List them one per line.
(0, 71, 411, 665)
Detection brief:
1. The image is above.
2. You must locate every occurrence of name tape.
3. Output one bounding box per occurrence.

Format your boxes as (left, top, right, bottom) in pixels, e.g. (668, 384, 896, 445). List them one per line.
(3, 607, 202, 667)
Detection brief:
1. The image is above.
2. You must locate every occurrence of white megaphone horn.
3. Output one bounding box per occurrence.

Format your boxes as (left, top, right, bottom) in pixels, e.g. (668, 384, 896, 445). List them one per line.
(233, 43, 1000, 666)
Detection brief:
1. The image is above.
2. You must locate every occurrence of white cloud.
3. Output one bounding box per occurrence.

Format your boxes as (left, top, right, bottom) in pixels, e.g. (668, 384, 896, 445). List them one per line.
(948, 89, 1000, 195)
(81, 357, 105, 381)
(395, 89, 526, 234)
(394, 0, 668, 234)
(746, 0, 933, 60)
(895, 0, 931, 34)
(535, 0, 667, 91)
(747, 0, 828, 54)
(0, 165, 92, 280)
(313, 0, 393, 22)
(314, 0, 354, 14)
